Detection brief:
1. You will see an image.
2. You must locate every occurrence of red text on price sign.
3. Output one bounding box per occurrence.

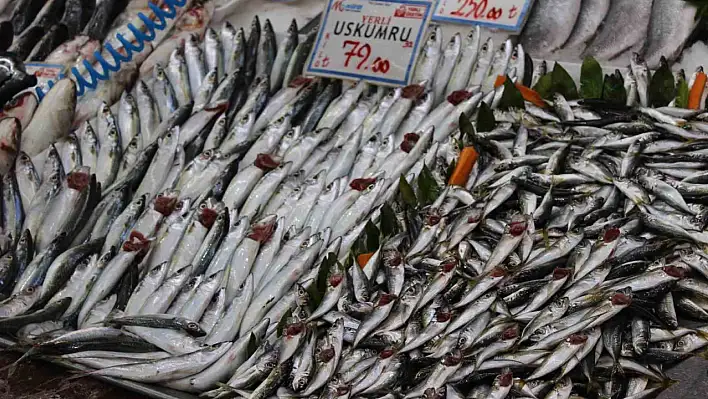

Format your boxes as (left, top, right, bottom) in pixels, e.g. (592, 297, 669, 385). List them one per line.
(433, 0, 533, 32)
(342, 41, 391, 73)
(306, 0, 435, 87)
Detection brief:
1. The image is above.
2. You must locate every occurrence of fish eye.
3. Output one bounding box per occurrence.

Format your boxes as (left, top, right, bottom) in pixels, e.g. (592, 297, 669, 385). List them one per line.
(188, 322, 199, 329)
(26, 287, 34, 293)
(240, 115, 250, 124)
(199, 203, 207, 210)
(166, 133, 172, 139)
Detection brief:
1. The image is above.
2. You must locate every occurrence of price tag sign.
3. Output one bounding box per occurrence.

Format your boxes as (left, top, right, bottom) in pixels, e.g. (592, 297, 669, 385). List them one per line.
(306, 0, 436, 87)
(23, 63, 66, 98)
(433, 0, 533, 32)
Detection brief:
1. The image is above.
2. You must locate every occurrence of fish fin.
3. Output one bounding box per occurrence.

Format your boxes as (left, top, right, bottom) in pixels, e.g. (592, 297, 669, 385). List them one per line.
(661, 378, 680, 389)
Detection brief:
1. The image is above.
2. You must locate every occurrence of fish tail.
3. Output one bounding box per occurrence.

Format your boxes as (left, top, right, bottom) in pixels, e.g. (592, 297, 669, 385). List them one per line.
(64, 368, 99, 381)
(610, 360, 624, 378)
(2, 347, 36, 376)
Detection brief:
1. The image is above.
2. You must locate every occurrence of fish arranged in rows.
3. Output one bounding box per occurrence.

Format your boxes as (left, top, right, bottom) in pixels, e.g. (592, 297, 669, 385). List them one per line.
(521, 0, 698, 68)
(0, 14, 706, 399)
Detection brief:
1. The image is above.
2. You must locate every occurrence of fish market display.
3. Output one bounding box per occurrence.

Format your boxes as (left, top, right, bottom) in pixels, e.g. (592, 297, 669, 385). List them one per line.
(521, 0, 699, 68)
(1, 9, 708, 399)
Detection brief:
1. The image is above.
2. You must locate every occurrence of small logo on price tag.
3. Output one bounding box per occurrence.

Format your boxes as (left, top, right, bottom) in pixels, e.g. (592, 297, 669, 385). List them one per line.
(307, 0, 436, 87)
(433, 0, 534, 32)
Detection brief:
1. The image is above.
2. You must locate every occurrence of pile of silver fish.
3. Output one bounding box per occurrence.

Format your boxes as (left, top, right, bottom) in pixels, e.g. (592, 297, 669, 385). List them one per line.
(0, 13, 706, 399)
(521, 0, 699, 68)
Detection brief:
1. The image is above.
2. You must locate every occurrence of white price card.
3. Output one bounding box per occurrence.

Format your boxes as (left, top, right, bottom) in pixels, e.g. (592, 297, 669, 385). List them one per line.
(433, 0, 534, 32)
(306, 0, 436, 87)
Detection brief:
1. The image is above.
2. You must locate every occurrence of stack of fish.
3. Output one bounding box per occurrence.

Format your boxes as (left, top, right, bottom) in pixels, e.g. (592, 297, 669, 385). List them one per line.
(0, 13, 706, 399)
(521, 0, 699, 68)
(0, 0, 134, 60)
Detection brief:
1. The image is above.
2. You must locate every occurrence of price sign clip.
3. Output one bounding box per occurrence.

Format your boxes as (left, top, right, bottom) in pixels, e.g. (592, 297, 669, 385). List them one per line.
(306, 0, 436, 87)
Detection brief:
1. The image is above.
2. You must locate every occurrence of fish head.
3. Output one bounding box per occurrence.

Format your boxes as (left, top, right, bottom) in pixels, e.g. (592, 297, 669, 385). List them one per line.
(159, 127, 180, 148)
(125, 136, 140, 155)
(321, 178, 341, 199)
(206, 27, 218, 41)
(15, 151, 34, 172)
(182, 319, 206, 337)
(269, 112, 292, 134)
(550, 297, 570, 315)
(427, 25, 443, 49)
(196, 200, 220, 229)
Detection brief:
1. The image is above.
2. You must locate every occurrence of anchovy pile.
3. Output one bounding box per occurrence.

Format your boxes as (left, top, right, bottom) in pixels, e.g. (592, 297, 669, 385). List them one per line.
(0, 13, 707, 399)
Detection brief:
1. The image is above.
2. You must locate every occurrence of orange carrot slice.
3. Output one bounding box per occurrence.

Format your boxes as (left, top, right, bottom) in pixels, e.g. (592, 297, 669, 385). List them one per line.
(493, 76, 546, 108)
(357, 252, 374, 268)
(689, 72, 706, 110)
(448, 147, 479, 187)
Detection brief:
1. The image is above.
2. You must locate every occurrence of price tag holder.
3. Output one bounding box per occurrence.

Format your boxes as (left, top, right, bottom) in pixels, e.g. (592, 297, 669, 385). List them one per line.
(433, 0, 534, 32)
(306, 0, 436, 87)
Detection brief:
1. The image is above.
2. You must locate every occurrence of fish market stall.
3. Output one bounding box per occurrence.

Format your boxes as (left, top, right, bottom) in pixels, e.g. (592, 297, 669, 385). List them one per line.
(1, 0, 708, 399)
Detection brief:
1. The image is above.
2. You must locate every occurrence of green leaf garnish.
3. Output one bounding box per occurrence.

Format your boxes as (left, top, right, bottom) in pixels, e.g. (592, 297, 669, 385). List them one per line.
(649, 57, 676, 107)
(580, 56, 603, 99)
(476, 102, 496, 132)
(551, 62, 579, 100)
(498, 76, 524, 110)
